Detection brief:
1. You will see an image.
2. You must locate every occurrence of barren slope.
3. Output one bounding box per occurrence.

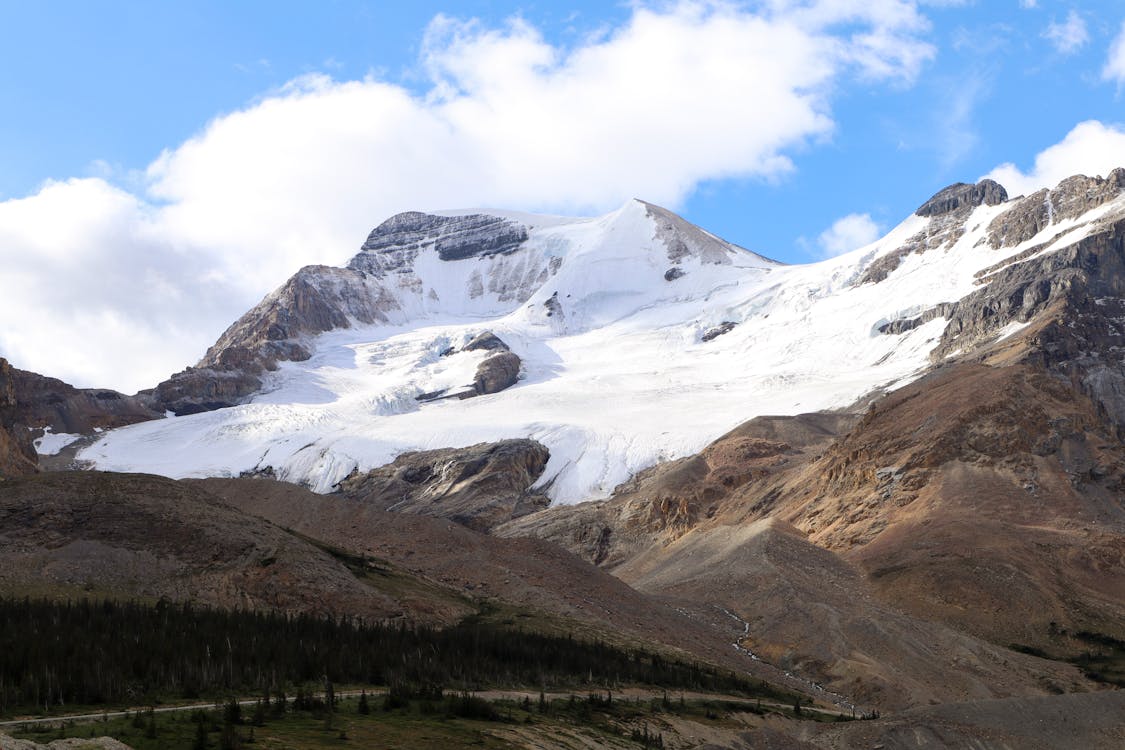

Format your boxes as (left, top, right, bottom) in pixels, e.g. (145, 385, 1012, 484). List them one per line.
(0, 472, 472, 624)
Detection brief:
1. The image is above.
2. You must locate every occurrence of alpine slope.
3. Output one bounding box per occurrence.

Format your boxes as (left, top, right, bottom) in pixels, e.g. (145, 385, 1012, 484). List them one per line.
(80, 173, 1125, 503)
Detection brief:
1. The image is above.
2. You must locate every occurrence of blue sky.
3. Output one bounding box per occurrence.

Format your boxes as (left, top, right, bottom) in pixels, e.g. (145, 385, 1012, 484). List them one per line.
(3, 0, 1125, 390)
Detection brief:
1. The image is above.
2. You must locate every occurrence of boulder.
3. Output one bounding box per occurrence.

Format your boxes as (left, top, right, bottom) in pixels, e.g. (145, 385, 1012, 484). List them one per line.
(463, 331, 511, 352)
(701, 321, 736, 342)
(472, 351, 521, 395)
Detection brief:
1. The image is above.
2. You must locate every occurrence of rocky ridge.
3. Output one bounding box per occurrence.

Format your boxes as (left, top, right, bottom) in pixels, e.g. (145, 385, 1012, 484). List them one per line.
(146, 199, 768, 416)
(0, 358, 160, 478)
(336, 438, 550, 531)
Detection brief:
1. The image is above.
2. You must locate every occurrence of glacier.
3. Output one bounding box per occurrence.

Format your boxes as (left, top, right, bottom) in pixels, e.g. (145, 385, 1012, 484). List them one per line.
(79, 190, 1125, 503)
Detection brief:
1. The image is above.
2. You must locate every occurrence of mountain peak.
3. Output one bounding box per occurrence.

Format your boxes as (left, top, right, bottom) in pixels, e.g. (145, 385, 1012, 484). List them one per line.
(915, 178, 1008, 217)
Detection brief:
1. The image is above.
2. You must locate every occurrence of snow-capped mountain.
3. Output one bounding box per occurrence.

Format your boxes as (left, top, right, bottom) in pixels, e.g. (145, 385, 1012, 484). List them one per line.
(80, 172, 1125, 502)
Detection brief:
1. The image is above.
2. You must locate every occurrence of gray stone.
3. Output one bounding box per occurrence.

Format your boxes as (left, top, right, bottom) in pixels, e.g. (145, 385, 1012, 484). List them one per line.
(472, 351, 521, 395)
(987, 170, 1125, 249)
(701, 322, 737, 342)
(915, 179, 1008, 217)
(349, 211, 529, 275)
(463, 331, 511, 352)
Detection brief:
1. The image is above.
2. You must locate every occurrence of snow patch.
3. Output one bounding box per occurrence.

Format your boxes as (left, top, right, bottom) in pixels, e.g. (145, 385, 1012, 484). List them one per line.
(34, 428, 82, 456)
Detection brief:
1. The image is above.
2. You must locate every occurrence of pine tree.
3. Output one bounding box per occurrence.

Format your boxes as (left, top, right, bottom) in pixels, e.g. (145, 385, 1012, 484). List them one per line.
(192, 718, 209, 750)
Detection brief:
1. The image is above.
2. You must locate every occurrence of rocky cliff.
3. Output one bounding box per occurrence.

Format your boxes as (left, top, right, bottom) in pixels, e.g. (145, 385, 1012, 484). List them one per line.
(0, 358, 37, 478)
(0, 358, 159, 478)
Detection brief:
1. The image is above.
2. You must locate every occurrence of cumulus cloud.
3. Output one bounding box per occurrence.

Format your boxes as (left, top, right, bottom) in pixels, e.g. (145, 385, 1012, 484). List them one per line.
(0, 179, 227, 390)
(0, 1, 935, 392)
(1043, 10, 1088, 55)
(817, 213, 883, 257)
(1105, 21, 1125, 86)
(982, 120, 1125, 197)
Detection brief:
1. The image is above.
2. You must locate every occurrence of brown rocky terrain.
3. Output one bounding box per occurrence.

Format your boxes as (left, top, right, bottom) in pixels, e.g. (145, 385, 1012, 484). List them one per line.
(335, 438, 550, 531)
(195, 476, 850, 705)
(0, 359, 37, 478)
(5, 367, 159, 435)
(0, 472, 472, 624)
(502, 359, 1124, 709)
(492, 176, 1125, 716)
(0, 357, 160, 478)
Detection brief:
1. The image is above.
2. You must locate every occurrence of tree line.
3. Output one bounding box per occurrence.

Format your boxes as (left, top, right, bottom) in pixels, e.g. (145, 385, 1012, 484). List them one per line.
(0, 597, 784, 715)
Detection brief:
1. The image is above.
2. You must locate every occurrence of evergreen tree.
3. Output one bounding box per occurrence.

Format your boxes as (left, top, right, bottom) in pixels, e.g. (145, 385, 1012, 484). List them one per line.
(192, 718, 209, 750)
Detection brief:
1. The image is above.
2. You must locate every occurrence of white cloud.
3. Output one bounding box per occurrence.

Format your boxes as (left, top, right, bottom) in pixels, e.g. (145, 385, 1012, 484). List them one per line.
(1105, 21, 1125, 86)
(1043, 10, 1088, 55)
(982, 120, 1125, 197)
(817, 213, 883, 257)
(0, 1, 935, 392)
(0, 179, 227, 391)
(1019, 0, 1038, 9)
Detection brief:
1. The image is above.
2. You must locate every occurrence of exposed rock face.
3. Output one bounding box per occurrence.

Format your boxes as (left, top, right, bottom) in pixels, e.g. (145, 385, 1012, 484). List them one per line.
(463, 331, 510, 352)
(701, 321, 737, 341)
(0, 359, 159, 476)
(472, 351, 521, 396)
(935, 214, 1125, 432)
(643, 201, 747, 265)
(337, 439, 550, 531)
(350, 212, 530, 274)
(776, 364, 1125, 660)
(986, 170, 1125, 249)
(915, 179, 1008, 217)
(8, 366, 160, 433)
(151, 212, 548, 414)
(861, 190, 990, 285)
(153, 367, 265, 416)
(0, 359, 37, 478)
(498, 412, 854, 568)
(877, 302, 957, 335)
(154, 266, 398, 414)
(414, 332, 521, 402)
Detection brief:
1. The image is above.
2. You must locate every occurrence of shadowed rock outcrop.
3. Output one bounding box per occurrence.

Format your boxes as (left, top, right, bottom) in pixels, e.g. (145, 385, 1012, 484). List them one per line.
(350, 212, 530, 273)
(860, 180, 1007, 285)
(0, 358, 159, 476)
(0, 359, 37, 478)
(337, 439, 550, 531)
(915, 179, 1007, 217)
(154, 266, 399, 414)
(8, 366, 160, 433)
(986, 170, 1125, 249)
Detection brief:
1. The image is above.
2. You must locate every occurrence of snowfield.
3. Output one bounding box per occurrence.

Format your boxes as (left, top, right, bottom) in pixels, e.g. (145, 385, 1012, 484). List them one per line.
(79, 196, 1117, 503)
